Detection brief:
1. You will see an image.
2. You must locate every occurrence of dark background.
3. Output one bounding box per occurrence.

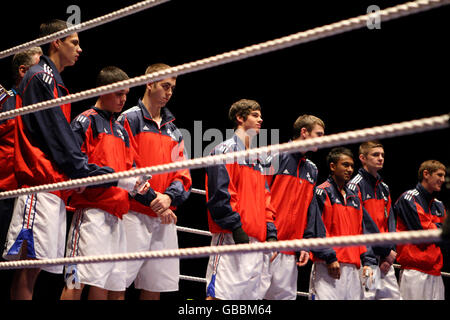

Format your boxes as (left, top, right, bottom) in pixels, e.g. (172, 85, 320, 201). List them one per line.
(0, 0, 449, 303)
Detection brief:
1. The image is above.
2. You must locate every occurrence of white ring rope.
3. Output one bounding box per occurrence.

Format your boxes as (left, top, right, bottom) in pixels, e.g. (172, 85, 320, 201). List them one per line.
(0, 0, 448, 288)
(1, 0, 449, 122)
(0, 0, 170, 60)
(176, 223, 450, 278)
(191, 188, 206, 196)
(0, 113, 447, 200)
(176, 226, 212, 237)
(0, 229, 442, 270)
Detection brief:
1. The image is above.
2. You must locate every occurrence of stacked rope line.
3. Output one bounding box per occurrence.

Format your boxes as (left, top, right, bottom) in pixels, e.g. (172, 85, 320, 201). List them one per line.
(0, 113, 448, 200)
(175, 224, 450, 298)
(1, 0, 450, 121)
(0, 229, 443, 270)
(0, 0, 449, 299)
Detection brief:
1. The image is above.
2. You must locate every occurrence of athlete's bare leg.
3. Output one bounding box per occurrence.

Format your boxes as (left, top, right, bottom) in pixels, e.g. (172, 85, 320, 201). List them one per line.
(10, 241, 40, 300)
(140, 290, 160, 300)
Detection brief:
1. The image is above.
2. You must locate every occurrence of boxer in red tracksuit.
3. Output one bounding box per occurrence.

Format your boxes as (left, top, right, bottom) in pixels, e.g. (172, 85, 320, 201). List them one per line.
(205, 99, 277, 300)
(0, 87, 18, 192)
(117, 63, 192, 300)
(260, 114, 336, 300)
(348, 141, 401, 299)
(61, 66, 153, 300)
(2, 20, 114, 300)
(309, 147, 376, 300)
(394, 160, 447, 300)
(0, 88, 19, 257)
(260, 151, 337, 300)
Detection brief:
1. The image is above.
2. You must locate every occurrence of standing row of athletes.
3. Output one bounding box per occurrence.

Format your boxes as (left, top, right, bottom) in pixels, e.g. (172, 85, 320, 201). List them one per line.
(0, 20, 189, 300)
(204, 105, 447, 300)
(0, 19, 447, 300)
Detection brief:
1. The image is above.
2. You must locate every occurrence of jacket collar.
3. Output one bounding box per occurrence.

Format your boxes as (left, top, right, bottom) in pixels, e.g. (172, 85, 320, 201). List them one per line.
(286, 139, 307, 163)
(292, 152, 306, 164)
(358, 167, 382, 186)
(327, 175, 349, 195)
(416, 182, 434, 204)
(233, 133, 246, 151)
(92, 106, 115, 120)
(137, 98, 175, 125)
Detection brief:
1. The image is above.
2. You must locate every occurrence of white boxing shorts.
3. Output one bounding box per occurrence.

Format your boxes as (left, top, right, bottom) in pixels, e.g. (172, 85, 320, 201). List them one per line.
(309, 262, 364, 300)
(65, 208, 127, 291)
(361, 264, 402, 300)
(260, 252, 298, 300)
(399, 268, 444, 300)
(205, 233, 265, 300)
(3, 192, 66, 274)
(123, 210, 179, 292)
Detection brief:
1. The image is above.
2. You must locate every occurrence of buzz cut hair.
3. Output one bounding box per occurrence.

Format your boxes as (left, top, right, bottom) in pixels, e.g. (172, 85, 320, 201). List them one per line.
(359, 140, 384, 157)
(145, 63, 172, 75)
(96, 66, 129, 87)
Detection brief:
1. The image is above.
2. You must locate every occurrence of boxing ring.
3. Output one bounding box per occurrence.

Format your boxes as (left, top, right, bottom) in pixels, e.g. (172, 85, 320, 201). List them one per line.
(0, 0, 449, 300)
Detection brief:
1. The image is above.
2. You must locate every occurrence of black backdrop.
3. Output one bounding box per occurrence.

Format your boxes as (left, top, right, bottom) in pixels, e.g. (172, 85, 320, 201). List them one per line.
(0, 0, 449, 303)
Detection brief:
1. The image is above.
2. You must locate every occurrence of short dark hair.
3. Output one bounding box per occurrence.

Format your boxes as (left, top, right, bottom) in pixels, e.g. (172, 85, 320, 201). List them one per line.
(96, 66, 129, 87)
(228, 99, 261, 129)
(39, 19, 69, 55)
(327, 147, 354, 168)
(293, 114, 325, 140)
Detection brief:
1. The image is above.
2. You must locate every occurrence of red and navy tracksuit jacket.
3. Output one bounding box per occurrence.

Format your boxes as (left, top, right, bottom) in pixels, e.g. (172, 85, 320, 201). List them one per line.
(313, 177, 376, 268)
(13, 55, 113, 201)
(205, 134, 277, 242)
(394, 183, 447, 276)
(265, 152, 336, 262)
(118, 99, 192, 217)
(348, 168, 395, 258)
(0, 88, 18, 191)
(68, 107, 137, 218)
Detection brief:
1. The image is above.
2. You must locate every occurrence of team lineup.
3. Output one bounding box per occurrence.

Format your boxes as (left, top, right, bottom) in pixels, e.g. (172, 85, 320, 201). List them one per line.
(0, 12, 448, 302)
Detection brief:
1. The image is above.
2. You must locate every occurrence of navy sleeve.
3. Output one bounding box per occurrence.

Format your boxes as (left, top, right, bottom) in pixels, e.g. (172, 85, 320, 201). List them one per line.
(387, 205, 397, 233)
(70, 113, 90, 149)
(362, 206, 392, 258)
(163, 134, 192, 207)
(0, 93, 15, 125)
(360, 214, 380, 266)
(306, 187, 337, 264)
(164, 179, 191, 207)
(132, 188, 157, 206)
(393, 195, 423, 231)
(266, 221, 277, 240)
(206, 163, 242, 232)
(21, 74, 114, 180)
